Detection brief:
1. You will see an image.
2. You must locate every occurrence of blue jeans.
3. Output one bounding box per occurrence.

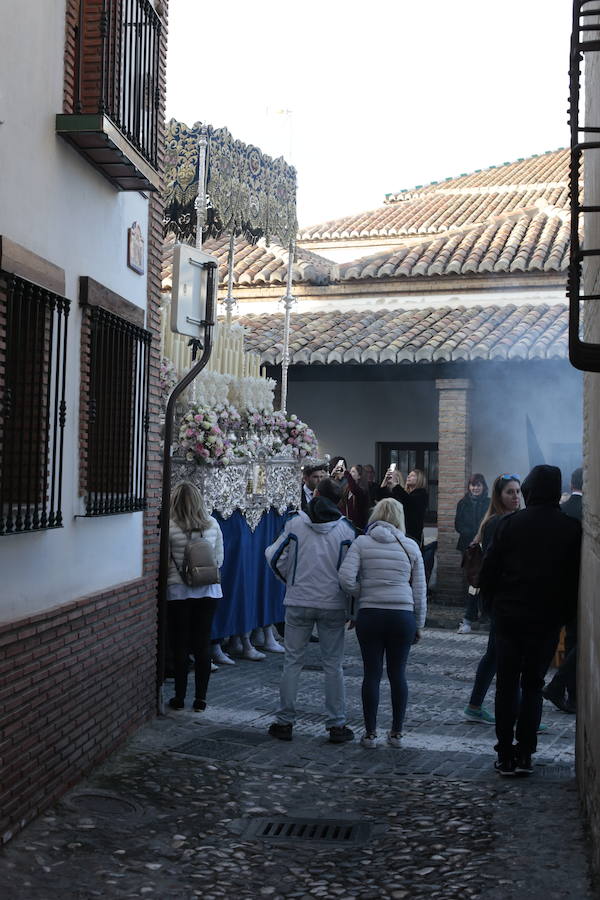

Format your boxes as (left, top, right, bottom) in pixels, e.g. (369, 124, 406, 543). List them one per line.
(276, 605, 347, 728)
(469, 621, 497, 707)
(355, 608, 416, 734)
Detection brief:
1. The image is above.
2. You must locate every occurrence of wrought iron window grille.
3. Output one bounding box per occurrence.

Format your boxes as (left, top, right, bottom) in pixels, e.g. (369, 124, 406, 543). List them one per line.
(73, 0, 161, 170)
(0, 272, 70, 536)
(83, 305, 150, 516)
(568, 0, 600, 371)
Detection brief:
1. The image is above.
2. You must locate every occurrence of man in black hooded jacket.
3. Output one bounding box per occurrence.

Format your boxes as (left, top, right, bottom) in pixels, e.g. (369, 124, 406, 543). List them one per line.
(478, 465, 582, 776)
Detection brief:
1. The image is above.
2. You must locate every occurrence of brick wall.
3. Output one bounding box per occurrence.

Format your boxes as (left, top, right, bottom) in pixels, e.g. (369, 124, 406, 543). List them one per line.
(434, 378, 471, 604)
(0, 0, 169, 848)
(63, 0, 80, 113)
(0, 579, 156, 843)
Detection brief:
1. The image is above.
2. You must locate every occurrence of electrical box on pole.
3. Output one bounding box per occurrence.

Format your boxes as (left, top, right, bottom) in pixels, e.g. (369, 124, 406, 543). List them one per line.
(170, 244, 219, 340)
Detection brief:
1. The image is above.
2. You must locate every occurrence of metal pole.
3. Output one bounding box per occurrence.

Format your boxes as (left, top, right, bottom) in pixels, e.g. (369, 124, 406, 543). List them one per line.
(156, 219, 217, 717)
(194, 126, 209, 251)
(222, 231, 236, 323)
(279, 239, 295, 413)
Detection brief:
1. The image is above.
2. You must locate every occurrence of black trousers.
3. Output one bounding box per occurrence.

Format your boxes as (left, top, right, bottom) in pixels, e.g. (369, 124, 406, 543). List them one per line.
(167, 597, 218, 702)
(495, 619, 560, 754)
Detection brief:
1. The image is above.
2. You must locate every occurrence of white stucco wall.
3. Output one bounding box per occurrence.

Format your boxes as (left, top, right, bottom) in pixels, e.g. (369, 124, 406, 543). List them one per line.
(287, 379, 438, 467)
(0, 0, 149, 622)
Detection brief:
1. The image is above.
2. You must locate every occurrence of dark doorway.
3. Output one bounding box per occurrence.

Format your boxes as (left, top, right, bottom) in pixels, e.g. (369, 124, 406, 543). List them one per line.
(376, 442, 438, 524)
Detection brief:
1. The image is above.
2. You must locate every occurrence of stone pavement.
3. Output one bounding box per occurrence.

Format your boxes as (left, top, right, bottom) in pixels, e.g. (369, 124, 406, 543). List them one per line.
(0, 627, 595, 899)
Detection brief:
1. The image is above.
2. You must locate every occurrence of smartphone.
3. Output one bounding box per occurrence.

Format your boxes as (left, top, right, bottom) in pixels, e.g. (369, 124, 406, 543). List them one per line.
(389, 463, 397, 472)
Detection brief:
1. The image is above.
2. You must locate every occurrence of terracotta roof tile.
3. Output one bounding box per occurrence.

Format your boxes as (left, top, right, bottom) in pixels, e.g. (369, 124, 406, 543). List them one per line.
(162, 233, 338, 289)
(299, 149, 571, 241)
(238, 304, 568, 365)
(339, 211, 571, 281)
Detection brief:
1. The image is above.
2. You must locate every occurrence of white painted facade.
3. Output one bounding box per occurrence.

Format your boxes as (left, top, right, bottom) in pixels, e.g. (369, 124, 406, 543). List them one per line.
(232, 285, 565, 317)
(0, 0, 150, 622)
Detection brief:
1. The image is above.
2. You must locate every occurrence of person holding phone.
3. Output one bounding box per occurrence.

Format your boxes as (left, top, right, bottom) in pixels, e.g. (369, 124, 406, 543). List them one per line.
(377, 466, 428, 546)
(329, 456, 369, 530)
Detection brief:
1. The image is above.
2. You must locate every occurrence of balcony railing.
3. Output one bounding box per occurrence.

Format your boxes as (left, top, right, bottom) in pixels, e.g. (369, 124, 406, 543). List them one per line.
(57, 0, 162, 191)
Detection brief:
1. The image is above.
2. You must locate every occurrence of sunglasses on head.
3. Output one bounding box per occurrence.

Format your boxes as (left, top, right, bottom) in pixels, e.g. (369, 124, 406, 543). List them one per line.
(500, 474, 520, 482)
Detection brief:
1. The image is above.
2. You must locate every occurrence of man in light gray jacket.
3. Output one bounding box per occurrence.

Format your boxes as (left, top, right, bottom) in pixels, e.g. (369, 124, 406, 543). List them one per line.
(265, 478, 357, 743)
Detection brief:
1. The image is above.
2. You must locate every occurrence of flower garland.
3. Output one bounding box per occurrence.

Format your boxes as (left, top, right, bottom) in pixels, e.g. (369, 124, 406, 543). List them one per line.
(177, 404, 233, 465)
(282, 414, 319, 458)
(175, 403, 318, 465)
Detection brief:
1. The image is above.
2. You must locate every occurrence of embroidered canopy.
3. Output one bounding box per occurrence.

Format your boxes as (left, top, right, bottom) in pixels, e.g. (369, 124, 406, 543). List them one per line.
(163, 119, 298, 246)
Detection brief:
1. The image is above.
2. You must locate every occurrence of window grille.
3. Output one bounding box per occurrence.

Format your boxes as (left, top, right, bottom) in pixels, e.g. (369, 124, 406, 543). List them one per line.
(84, 305, 150, 515)
(568, 0, 600, 371)
(0, 272, 70, 535)
(74, 0, 162, 169)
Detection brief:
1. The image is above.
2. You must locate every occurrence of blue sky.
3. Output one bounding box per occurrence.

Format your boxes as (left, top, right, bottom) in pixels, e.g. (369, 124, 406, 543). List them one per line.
(166, 0, 572, 228)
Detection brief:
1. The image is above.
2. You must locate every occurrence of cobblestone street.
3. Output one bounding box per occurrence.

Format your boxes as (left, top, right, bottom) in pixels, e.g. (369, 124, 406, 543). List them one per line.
(0, 626, 594, 899)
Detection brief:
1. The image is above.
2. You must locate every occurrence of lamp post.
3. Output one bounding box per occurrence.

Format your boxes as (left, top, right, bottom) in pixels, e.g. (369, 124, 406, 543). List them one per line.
(156, 126, 215, 712)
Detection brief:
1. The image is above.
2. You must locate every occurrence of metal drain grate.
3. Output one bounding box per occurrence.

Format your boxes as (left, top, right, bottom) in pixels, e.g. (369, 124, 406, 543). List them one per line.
(171, 737, 249, 761)
(240, 816, 372, 844)
(206, 728, 269, 746)
(64, 791, 138, 817)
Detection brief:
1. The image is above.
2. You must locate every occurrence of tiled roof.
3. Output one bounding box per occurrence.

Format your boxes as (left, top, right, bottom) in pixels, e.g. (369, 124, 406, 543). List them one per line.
(341, 210, 571, 280)
(162, 233, 338, 290)
(299, 149, 570, 241)
(239, 304, 568, 365)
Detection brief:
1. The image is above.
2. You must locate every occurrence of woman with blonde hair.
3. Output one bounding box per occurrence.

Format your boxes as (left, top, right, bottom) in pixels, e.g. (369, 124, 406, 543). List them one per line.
(378, 468, 428, 545)
(339, 497, 427, 748)
(168, 481, 224, 711)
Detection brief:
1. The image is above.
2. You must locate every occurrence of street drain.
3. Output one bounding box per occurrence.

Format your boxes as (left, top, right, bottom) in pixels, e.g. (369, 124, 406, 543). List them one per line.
(64, 791, 138, 817)
(206, 728, 269, 746)
(239, 816, 373, 845)
(171, 737, 249, 761)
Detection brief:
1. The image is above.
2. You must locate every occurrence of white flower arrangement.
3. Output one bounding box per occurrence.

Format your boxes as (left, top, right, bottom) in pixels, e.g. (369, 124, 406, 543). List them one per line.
(228, 376, 276, 413)
(194, 370, 233, 408)
(159, 357, 178, 407)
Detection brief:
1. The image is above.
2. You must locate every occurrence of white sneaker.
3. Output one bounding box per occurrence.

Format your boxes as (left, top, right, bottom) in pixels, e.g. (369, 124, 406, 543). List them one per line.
(243, 646, 266, 661)
(360, 733, 378, 749)
(264, 636, 285, 653)
(457, 621, 472, 634)
(210, 662, 219, 672)
(387, 731, 402, 748)
(212, 646, 235, 665)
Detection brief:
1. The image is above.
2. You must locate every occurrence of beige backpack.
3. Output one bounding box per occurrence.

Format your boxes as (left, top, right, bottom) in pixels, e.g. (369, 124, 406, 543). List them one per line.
(173, 530, 220, 587)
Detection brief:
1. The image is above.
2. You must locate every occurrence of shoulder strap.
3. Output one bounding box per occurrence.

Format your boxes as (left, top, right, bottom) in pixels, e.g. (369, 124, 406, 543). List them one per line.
(394, 536, 413, 585)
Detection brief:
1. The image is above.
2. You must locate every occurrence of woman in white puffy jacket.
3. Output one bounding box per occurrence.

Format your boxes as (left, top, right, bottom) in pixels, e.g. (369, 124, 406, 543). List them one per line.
(339, 498, 426, 749)
(168, 481, 224, 712)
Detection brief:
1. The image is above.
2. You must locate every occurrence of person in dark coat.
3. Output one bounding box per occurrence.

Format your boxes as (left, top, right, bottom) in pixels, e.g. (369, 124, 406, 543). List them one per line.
(301, 464, 327, 512)
(559, 466, 583, 521)
(455, 474, 489, 633)
(329, 456, 370, 531)
(377, 468, 428, 545)
(479, 465, 582, 777)
(463, 474, 522, 722)
(542, 466, 583, 714)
